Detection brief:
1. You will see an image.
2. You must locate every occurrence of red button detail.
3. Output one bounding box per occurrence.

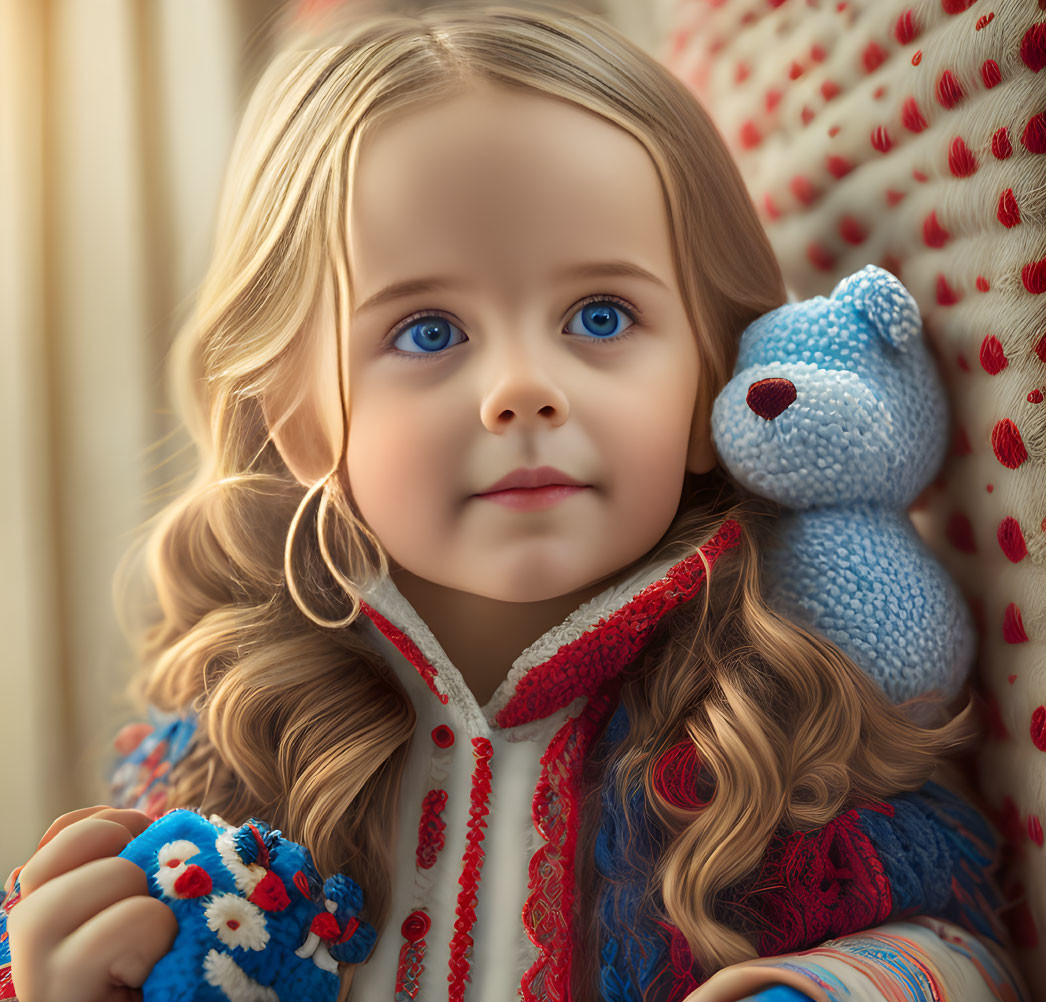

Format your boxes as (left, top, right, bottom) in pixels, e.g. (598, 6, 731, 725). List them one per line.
(432, 724, 455, 748)
(401, 909, 430, 941)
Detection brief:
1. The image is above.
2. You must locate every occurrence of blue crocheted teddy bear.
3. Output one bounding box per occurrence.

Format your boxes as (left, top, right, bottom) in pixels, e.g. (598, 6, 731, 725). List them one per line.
(711, 265, 974, 709)
(110, 809, 376, 1001)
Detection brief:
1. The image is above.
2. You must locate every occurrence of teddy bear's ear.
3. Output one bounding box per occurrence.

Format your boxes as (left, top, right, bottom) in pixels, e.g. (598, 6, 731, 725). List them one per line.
(830, 265, 922, 350)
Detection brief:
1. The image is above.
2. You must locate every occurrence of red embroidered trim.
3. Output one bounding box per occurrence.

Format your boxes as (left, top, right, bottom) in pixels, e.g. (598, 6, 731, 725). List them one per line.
(496, 519, 742, 727)
(520, 682, 620, 1002)
(416, 789, 449, 869)
(395, 936, 427, 999)
(359, 601, 448, 704)
(448, 737, 494, 1002)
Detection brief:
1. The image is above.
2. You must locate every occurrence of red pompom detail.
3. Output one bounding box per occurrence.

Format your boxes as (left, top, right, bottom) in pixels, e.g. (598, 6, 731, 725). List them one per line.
(992, 126, 1013, 159)
(976, 275, 991, 291)
(936, 69, 965, 108)
(1029, 389, 1044, 403)
(174, 864, 213, 899)
(948, 136, 978, 176)
(401, 909, 431, 942)
(811, 43, 827, 62)
(1022, 112, 1046, 153)
(923, 211, 951, 247)
(828, 124, 841, 137)
(789, 60, 804, 79)
(432, 724, 455, 748)
(871, 125, 893, 151)
(1020, 22, 1046, 72)
(945, 511, 977, 553)
(1022, 257, 1046, 293)
(894, 9, 919, 43)
(821, 79, 841, 100)
(839, 215, 867, 244)
(979, 334, 1008, 373)
(313, 911, 341, 940)
(1036, 333, 1046, 363)
(997, 517, 1028, 562)
(863, 41, 887, 72)
(936, 274, 962, 305)
(992, 419, 1028, 468)
(1032, 706, 1046, 750)
(997, 188, 1022, 227)
(249, 869, 291, 912)
(981, 59, 1002, 87)
(941, 0, 976, 12)
(1003, 603, 1029, 644)
(902, 96, 927, 131)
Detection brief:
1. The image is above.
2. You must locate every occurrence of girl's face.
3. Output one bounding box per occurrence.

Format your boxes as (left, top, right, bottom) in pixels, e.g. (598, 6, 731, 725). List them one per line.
(343, 83, 714, 604)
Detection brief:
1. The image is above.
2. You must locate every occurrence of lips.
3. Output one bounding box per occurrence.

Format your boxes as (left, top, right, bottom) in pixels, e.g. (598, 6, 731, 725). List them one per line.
(476, 465, 587, 494)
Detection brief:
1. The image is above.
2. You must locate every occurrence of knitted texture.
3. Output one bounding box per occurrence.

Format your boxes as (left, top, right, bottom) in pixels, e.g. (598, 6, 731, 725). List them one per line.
(667, 1, 1046, 987)
(592, 702, 1007, 1002)
(712, 265, 974, 706)
(0, 809, 377, 1002)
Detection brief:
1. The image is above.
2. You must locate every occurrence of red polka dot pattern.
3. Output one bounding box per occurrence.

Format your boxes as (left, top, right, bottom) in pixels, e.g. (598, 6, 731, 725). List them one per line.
(991, 126, 1013, 159)
(901, 96, 927, 132)
(976, 275, 991, 291)
(923, 211, 950, 247)
(432, 724, 455, 748)
(1003, 603, 1029, 644)
(980, 59, 1002, 87)
(863, 41, 887, 72)
(936, 274, 961, 305)
(997, 517, 1028, 563)
(1032, 707, 1046, 750)
(871, 125, 892, 151)
(1020, 22, 1046, 71)
(935, 69, 965, 108)
(1029, 815, 1044, 847)
(997, 189, 1021, 227)
(894, 9, 919, 44)
(948, 136, 978, 176)
(1022, 112, 1046, 153)
(991, 419, 1028, 468)
(979, 334, 1008, 374)
(1029, 389, 1044, 403)
(1036, 333, 1046, 363)
(1022, 257, 1046, 294)
(942, 0, 977, 13)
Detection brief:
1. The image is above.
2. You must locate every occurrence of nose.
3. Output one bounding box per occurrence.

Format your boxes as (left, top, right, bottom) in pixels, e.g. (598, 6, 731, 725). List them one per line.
(746, 377, 796, 420)
(478, 342, 570, 432)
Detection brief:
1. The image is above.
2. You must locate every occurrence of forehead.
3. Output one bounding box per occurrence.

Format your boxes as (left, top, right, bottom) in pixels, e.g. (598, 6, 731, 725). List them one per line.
(347, 84, 676, 295)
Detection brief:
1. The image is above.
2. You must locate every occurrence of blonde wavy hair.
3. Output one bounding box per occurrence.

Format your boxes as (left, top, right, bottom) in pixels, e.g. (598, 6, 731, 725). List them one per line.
(113, 1, 975, 994)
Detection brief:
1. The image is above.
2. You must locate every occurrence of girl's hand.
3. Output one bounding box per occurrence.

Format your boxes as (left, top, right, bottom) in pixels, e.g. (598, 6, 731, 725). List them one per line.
(5, 806, 179, 1002)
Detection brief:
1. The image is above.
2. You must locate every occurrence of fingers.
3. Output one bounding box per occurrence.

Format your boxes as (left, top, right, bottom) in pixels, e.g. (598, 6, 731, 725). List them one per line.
(18, 814, 152, 897)
(56, 894, 178, 997)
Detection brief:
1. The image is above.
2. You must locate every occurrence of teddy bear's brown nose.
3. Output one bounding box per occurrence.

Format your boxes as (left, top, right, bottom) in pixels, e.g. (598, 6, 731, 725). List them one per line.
(746, 378, 797, 420)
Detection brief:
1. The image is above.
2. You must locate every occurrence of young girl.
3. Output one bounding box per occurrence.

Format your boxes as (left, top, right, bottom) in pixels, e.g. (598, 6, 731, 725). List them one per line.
(2, 3, 1027, 1002)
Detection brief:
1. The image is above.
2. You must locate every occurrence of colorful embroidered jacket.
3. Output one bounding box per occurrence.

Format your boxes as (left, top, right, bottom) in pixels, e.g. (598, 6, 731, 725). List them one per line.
(3, 518, 1027, 1002)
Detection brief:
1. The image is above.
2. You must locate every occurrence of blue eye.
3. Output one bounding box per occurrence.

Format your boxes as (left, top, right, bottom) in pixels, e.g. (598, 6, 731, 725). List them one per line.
(565, 299, 636, 341)
(390, 316, 467, 356)
(386, 296, 639, 361)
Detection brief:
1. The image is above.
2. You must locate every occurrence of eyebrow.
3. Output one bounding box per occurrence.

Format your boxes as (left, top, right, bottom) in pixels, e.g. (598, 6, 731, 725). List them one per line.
(353, 260, 669, 313)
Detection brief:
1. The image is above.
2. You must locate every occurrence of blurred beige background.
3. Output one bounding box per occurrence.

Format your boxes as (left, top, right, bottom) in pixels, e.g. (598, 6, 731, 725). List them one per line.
(0, 0, 667, 889)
